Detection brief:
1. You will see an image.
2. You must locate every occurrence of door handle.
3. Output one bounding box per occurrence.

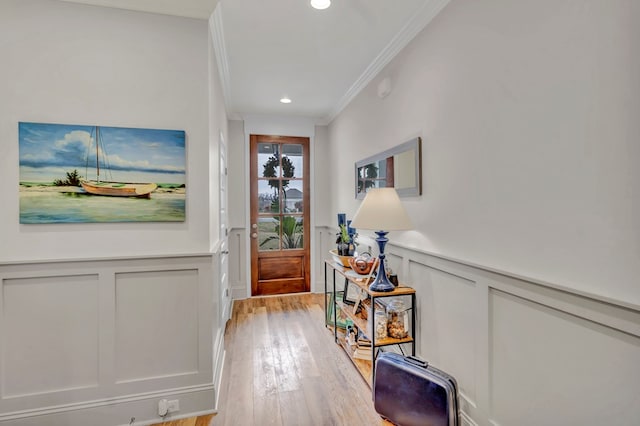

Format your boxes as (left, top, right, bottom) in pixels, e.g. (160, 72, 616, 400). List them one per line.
(252, 223, 258, 229)
(221, 250, 229, 254)
(251, 233, 258, 239)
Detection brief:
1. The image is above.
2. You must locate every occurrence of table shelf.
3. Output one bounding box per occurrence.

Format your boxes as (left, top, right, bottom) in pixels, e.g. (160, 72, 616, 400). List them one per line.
(324, 259, 416, 386)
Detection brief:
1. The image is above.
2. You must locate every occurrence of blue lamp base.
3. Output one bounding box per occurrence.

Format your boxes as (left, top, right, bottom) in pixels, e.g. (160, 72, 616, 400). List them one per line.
(369, 230, 395, 293)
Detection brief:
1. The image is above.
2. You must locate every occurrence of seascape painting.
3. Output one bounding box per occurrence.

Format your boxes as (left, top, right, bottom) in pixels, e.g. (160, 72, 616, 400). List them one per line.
(19, 122, 186, 223)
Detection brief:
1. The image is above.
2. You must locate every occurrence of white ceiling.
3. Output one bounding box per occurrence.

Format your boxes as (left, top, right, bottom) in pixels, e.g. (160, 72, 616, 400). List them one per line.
(59, 0, 450, 123)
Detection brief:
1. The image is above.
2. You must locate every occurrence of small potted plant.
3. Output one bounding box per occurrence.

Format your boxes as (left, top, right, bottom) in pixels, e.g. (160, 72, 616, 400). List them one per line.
(336, 224, 358, 257)
(336, 224, 351, 256)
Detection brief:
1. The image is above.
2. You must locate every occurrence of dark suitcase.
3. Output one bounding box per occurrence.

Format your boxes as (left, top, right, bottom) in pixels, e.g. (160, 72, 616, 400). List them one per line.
(373, 352, 459, 426)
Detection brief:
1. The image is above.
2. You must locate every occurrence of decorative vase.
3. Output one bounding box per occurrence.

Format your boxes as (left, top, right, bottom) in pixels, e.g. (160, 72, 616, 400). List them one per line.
(347, 220, 356, 255)
(337, 241, 350, 256)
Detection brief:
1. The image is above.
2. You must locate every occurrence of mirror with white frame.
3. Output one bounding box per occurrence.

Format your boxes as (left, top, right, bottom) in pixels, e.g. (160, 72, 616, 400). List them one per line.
(355, 137, 422, 199)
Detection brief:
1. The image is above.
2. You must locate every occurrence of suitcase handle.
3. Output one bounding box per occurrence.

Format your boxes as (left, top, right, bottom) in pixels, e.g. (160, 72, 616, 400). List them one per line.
(405, 355, 428, 368)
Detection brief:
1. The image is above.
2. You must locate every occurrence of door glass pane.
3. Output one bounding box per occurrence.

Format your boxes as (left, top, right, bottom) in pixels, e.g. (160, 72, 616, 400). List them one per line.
(280, 216, 303, 250)
(258, 179, 280, 214)
(284, 180, 303, 213)
(259, 143, 280, 179)
(258, 216, 280, 251)
(377, 159, 387, 181)
(282, 144, 303, 178)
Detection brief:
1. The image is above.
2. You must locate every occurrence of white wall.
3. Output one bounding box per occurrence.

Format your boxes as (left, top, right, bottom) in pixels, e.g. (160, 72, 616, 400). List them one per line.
(0, 0, 211, 262)
(313, 125, 331, 227)
(0, 1, 227, 424)
(227, 120, 246, 230)
(208, 35, 226, 250)
(227, 120, 247, 299)
(326, 0, 640, 424)
(328, 0, 640, 307)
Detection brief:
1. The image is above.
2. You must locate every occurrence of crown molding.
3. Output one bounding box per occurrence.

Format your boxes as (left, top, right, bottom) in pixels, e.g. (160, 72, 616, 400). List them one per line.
(324, 0, 451, 124)
(59, 0, 218, 20)
(209, 5, 231, 109)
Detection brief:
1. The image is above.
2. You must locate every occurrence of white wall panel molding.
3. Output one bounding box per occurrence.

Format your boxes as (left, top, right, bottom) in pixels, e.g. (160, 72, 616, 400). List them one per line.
(381, 240, 640, 425)
(0, 254, 215, 274)
(387, 241, 640, 312)
(489, 289, 640, 425)
(0, 254, 219, 425)
(407, 260, 479, 416)
(316, 226, 338, 293)
(459, 410, 479, 426)
(229, 227, 247, 299)
(230, 226, 335, 298)
(2, 274, 100, 399)
(486, 274, 640, 339)
(114, 269, 200, 384)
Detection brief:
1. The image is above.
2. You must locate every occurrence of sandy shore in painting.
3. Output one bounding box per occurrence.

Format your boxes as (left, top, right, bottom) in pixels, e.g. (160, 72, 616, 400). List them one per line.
(19, 184, 186, 195)
(19, 184, 186, 223)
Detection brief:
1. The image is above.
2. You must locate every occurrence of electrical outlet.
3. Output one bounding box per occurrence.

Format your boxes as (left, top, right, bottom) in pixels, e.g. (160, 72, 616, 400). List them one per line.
(167, 399, 180, 413)
(158, 399, 168, 416)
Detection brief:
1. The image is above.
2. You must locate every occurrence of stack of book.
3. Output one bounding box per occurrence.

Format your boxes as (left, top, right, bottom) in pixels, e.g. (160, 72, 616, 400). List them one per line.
(353, 335, 372, 360)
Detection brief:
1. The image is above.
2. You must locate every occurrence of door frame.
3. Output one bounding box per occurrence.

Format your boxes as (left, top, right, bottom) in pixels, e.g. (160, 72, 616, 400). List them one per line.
(218, 129, 231, 323)
(249, 134, 310, 296)
(243, 117, 317, 300)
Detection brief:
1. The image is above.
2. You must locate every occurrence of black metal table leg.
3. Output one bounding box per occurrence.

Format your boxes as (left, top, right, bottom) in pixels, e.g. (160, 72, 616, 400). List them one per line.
(411, 293, 416, 356)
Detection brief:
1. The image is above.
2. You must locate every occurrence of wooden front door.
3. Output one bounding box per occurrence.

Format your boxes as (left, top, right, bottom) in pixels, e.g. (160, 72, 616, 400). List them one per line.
(250, 135, 310, 296)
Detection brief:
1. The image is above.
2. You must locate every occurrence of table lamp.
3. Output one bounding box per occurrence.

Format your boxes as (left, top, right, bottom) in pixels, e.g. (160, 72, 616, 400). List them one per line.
(350, 188, 412, 292)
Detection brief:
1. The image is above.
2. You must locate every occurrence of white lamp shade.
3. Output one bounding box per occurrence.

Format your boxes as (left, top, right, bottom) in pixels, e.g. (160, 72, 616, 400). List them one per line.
(350, 188, 412, 231)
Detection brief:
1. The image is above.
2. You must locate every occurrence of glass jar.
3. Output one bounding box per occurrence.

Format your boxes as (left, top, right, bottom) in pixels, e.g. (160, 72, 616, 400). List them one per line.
(386, 299, 408, 339)
(373, 310, 387, 340)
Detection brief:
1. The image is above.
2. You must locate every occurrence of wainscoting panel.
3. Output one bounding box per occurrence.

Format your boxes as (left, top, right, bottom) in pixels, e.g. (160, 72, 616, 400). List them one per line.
(0, 254, 219, 426)
(489, 289, 640, 426)
(229, 228, 246, 299)
(2, 274, 99, 398)
(408, 261, 478, 409)
(382, 241, 640, 425)
(115, 269, 199, 383)
(316, 226, 338, 293)
(231, 226, 336, 298)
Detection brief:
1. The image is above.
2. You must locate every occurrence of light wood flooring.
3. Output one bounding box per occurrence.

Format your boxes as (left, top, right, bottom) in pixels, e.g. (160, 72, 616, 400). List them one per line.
(213, 293, 383, 426)
(152, 415, 214, 426)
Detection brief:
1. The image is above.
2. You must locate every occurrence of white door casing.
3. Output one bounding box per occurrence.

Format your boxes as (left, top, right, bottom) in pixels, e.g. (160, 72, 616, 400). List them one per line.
(219, 130, 231, 323)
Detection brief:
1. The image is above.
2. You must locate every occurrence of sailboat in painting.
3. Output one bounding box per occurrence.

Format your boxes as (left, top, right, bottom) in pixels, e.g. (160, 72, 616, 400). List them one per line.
(80, 126, 157, 198)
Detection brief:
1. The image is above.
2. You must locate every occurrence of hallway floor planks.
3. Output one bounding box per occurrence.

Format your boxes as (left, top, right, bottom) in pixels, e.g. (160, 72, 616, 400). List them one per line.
(214, 293, 383, 426)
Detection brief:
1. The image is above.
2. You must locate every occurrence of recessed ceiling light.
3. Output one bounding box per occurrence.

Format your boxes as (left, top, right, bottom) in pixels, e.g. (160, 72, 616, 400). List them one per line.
(310, 0, 331, 10)
(280, 97, 292, 104)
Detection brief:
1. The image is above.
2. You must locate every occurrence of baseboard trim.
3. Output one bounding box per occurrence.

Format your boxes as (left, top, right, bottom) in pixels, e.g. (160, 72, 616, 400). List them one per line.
(214, 350, 226, 411)
(212, 327, 226, 408)
(0, 384, 215, 424)
(231, 286, 246, 300)
(123, 408, 217, 426)
(460, 410, 479, 426)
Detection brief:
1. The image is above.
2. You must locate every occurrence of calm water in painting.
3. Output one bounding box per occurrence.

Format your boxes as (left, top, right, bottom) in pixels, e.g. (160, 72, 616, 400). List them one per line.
(20, 191, 185, 223)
